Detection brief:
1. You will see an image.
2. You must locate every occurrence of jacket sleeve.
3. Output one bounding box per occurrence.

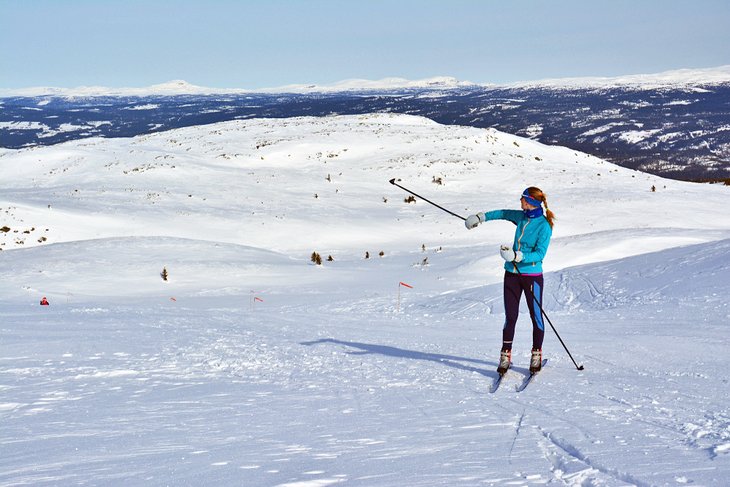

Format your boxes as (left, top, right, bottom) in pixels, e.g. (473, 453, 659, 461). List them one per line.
(481, 209, 522, 225)
(520, 222, 552, 264)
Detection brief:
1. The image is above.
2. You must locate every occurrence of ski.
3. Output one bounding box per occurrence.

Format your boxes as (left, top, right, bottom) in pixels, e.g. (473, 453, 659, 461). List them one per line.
(515, 359, 548, 392)
(489, 371, 508, 393)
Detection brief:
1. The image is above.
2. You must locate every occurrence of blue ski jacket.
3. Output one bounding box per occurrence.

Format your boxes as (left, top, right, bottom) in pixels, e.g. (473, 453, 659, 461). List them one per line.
(481, 209, 552, 274)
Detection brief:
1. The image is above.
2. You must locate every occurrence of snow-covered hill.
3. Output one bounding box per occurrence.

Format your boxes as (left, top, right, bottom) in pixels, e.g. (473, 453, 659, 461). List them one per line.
(4, 66, 730, 181)
(1, 115, 729, 485)
(3, 66, 729, 97)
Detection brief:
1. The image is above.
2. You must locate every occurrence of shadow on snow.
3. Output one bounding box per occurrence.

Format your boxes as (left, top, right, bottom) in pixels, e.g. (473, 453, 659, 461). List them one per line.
(301, 338, 498, 379)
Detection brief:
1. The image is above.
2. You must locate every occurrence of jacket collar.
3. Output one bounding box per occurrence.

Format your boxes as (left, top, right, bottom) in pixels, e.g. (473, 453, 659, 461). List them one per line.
(523, 207, 544, 219)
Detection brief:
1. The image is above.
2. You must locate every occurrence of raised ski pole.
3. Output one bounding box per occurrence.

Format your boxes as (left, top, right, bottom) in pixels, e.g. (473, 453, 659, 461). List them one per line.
(389, 178, 466, 221)
(513, 265, 585, 371)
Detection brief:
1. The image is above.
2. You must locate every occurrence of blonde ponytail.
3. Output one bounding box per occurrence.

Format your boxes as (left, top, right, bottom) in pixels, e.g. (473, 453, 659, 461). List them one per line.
(543, 196, 555, 229)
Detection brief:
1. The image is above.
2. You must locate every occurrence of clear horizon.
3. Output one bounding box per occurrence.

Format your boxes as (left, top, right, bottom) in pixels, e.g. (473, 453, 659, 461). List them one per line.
(2, 0, 729, 90)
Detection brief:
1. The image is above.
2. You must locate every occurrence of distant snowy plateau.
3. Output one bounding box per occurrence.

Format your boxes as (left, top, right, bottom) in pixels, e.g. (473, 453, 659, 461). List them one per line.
(1, 107, 730, 486)
(2, 66, 730, 181)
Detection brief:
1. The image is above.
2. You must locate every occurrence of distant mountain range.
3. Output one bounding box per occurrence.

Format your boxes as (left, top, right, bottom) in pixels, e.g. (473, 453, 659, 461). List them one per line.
(2, 67, 729, 181)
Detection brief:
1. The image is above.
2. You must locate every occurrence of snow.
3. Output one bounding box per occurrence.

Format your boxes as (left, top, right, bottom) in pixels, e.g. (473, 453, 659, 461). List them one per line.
(617, 130, 662, 145)
(0, 77, 480, 98)
(0, 121, 48, 131)
(1, 113, 729, 485)
(123, 104, 161, 111)
(3, 65, 730, 98)
(36, 123, 95, 139)
(507, 65, 730, 90)
(0, 80, 220, 98)
(581, 123, 624, 137)
(0, 121, 111, 139)
(523, 124, 543, 138)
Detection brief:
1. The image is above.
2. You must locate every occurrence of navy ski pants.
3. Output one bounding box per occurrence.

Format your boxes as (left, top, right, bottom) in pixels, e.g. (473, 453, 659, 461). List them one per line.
(502, 271, 545, 351)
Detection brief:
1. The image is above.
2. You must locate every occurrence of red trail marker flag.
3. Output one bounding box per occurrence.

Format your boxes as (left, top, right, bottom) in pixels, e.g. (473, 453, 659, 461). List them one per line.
(250, 291, 264, 311)
(397, 281, 413, 312)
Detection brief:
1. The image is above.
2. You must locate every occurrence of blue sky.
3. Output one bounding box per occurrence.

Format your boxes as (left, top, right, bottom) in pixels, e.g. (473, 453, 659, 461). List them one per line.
(1, 0, 729, 89)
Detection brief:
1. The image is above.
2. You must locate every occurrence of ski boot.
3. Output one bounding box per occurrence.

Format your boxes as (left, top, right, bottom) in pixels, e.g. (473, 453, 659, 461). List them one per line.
(497, 349, 512, 375)
(530, 348, 542, 373)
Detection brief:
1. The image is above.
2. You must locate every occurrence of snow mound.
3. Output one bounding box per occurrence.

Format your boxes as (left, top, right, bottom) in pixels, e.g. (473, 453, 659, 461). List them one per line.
(549, 237, 730, 311)
(422, 238, 730, 317)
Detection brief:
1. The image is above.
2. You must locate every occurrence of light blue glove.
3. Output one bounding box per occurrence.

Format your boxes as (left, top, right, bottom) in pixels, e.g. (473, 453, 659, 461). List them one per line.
(465, 213, 484, 230)
(500, 245, 523, 262)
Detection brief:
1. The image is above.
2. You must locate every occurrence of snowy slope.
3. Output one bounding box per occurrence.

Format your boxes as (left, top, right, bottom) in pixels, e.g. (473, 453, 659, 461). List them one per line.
(1, 114, 730, 486)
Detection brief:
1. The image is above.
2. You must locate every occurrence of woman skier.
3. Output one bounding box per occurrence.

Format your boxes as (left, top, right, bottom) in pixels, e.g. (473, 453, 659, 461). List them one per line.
(465, 187, 555, 375)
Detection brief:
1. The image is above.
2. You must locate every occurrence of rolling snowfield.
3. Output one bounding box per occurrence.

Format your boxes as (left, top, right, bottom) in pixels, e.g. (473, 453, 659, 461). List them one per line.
(1, 114, 729, 486)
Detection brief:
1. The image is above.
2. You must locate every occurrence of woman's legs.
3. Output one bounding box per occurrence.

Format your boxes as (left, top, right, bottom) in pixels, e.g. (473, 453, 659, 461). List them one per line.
(502, 272, 545, 351)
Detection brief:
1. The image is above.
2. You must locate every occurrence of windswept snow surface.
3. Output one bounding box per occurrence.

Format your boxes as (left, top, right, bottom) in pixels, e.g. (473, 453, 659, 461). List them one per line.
(1, 114, 729, 486)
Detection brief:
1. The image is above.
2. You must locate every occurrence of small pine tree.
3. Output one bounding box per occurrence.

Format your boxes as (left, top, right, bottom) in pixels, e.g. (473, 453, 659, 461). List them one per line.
(311, 252, 322, 265)
(327, 255, 334, 262)
(365, 251, 370, 259)
(161, 267, 168, 281)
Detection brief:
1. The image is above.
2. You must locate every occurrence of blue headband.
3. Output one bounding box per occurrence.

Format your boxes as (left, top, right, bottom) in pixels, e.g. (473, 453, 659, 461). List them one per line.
(521, 189, 542, 207)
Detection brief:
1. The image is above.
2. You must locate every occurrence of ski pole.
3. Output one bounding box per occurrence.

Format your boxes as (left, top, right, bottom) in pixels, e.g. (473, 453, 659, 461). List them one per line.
(389, 178, 466, 221)
(389, 178, 583, 370)
(513, 265, 585, 370)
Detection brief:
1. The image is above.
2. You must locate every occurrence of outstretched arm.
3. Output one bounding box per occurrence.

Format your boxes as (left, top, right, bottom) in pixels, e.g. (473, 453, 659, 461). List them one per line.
(465, 209, 522, 229)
